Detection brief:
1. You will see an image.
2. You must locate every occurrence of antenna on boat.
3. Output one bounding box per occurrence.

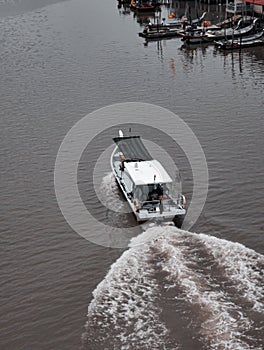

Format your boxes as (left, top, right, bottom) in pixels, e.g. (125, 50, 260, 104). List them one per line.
(129, 127, 131, 135)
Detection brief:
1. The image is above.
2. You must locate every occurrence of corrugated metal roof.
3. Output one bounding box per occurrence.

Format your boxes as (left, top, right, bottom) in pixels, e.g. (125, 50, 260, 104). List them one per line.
(245, 0, 264, 5)
(113, 136, 153, 161)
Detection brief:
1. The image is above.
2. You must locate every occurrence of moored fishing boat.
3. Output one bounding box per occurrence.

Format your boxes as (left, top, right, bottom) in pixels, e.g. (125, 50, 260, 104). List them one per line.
(138, 12, 207, 41)
(178, 29, 208, 44)
(179, 18, 260, 44)
(130, 0, 158, 12)
(138, 25, 182, 39)
(214, 15, 251, 28)
(144, 12, 207, 30)
(214, 29, 264, 49)
(111, 130, 187, 227)
(206, 17, 261, 41)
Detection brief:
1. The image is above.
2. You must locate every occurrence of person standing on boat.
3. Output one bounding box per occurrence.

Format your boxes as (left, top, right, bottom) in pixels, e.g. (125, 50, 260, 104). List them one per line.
(182, 18, 186, 31)
(119, 153, 125, 171)
(147, 21, 153, 32)
(148, 183, 163, 201)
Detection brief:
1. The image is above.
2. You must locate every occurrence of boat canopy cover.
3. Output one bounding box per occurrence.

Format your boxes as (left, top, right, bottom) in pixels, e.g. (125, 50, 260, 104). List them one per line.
(125, 160, 172, 185)
(113, 136, 153, 161)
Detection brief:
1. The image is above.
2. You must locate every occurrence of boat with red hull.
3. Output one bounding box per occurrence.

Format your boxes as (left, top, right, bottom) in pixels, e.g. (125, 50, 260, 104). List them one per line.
(130, 0, 158, 12)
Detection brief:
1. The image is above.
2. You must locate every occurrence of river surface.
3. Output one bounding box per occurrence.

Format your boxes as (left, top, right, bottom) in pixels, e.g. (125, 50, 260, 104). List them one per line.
(0, 0, 263, 349)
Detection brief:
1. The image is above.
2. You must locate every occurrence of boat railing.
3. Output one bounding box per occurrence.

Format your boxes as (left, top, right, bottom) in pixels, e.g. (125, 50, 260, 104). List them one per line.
(226, 2, 250, 12)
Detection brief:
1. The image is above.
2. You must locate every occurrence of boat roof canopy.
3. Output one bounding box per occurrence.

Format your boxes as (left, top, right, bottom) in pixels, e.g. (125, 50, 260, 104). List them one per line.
(125, 160, 172, 185)
(113, 136, 153, 161)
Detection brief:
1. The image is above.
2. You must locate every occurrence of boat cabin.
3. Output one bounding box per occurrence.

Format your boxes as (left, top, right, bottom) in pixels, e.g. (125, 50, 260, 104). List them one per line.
(112, 135, 176, 210)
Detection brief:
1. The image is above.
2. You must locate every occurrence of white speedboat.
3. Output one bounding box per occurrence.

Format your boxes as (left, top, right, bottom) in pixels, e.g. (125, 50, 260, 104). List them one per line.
(111, 130, 187, 227)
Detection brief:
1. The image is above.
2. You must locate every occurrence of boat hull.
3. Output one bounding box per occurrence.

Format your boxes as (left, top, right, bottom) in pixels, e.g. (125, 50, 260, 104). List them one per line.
(180, 19, 260, 44)
(173, 214, 185, 229)
(215, 30, 264, 50)
(138, 28, 181, 39)
(130, 0, 157, 12)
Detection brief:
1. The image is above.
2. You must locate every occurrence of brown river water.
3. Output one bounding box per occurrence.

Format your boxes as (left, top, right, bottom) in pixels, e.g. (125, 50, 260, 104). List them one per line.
(0, 0, 263, 349)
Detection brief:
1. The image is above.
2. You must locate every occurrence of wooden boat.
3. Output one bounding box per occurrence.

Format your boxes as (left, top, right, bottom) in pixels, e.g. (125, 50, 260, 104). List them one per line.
(178, 29, 208, 44)
(179, 18, 259, 44)
(215, 30, 264, 50)
(111, 130, 187, 227)
(206, 18, 261, 41)
(138, 25, 182, 39)
(144, 12, 207, 30)
(130, 0, 158, 12)
(214, 15, 245, 28)
(138, 12, 207, 41)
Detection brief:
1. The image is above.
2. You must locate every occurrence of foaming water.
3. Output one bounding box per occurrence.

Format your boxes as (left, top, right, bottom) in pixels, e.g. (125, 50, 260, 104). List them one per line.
(82, 238, 169, 349)
(96, 173, 130, 214)
(82, 227, 264, 350)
